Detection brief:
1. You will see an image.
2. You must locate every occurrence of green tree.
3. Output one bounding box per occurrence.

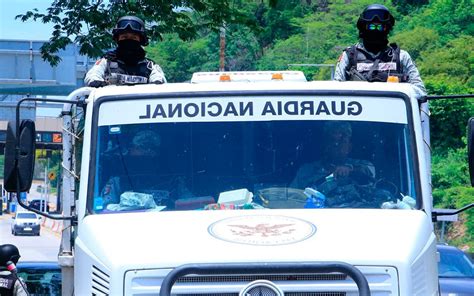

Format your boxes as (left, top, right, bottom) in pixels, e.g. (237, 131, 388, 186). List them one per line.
(16, 0, 256, 66)
(416, 36, 474, 152)
(148, 24, 261, 82)
(396, 0, 474, 43)
(391, 0, 429, 15)
(148, 35, 215, 82)
(390, 27, 439, 61)
(257, 0, 392, 79)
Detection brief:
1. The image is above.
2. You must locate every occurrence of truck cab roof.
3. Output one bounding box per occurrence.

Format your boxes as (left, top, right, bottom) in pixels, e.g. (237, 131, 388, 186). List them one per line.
(87, 80, 422, 102)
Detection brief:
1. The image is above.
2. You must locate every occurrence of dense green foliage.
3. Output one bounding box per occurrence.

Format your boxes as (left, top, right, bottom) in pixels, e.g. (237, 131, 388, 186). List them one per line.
(17, 0, 257, 66)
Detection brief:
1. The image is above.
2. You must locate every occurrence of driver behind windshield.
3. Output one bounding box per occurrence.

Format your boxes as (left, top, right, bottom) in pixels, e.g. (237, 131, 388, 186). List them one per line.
(100, 130, 192, 211)
(291, 122, 375, 207)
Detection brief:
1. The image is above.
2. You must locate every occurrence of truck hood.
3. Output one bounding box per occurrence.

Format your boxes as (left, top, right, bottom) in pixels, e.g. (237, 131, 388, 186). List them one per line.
(78, 209, 433, 270)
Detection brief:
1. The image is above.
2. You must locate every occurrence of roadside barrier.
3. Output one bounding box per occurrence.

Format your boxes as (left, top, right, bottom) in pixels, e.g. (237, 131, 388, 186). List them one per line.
(41, 217, 63, 233)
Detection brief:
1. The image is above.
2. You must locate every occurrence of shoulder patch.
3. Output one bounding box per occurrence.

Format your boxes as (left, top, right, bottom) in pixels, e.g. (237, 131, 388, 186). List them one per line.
(338, 53, 344, 62)
(95, 59, 103, 65)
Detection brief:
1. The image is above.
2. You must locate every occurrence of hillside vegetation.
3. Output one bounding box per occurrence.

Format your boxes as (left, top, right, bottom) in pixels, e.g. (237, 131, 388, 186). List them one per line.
(148, 0, 474, 249)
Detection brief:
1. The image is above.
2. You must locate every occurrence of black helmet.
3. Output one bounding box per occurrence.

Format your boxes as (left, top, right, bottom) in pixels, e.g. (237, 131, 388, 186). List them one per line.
(112, 16, 149, 46)
(0, 244, 21, 266)
(357, 4, 395, 32)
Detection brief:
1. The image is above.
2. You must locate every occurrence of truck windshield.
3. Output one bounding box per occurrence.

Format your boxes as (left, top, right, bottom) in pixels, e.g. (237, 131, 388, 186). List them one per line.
(92, 106, 418, 213)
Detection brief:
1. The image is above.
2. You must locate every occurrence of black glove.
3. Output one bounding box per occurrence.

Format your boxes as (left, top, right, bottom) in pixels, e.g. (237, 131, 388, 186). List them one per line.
(88, 80, 107, 88)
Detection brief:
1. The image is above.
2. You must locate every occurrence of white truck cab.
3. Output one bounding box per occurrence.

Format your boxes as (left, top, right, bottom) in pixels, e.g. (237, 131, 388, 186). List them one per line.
(4, 72, 474, 295)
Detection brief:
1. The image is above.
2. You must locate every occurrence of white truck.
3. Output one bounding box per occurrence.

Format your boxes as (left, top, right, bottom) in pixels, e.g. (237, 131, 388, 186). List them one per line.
(4, 71, 474, 295)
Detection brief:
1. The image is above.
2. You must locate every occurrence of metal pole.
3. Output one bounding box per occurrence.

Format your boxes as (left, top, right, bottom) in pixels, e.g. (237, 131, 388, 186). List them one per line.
(46, 157, 50, 212)
(219, 26, 226, 72)
(43, 159, 47, 212)
(440, 221, 445, 243)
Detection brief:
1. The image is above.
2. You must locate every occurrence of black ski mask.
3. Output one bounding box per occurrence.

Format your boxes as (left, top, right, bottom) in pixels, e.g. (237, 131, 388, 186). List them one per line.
(360, 29, 388, 54)
(116, 39, 146, 65)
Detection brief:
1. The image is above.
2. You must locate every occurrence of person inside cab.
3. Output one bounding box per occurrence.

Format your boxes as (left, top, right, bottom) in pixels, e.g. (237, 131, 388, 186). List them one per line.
(84, 16, 166, 87)
(334, 4, 426, 96)
(0, 244, 28, 296)
(99, 130, 192, 211)
(291, 122, 376, 207)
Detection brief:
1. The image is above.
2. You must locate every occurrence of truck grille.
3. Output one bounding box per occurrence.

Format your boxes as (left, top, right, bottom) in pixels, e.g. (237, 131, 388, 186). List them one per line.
(125, 266, 398, 295)
(177, 274, 347, 283)
(175, 274, 347, 296)
(176, 293, 345, 296)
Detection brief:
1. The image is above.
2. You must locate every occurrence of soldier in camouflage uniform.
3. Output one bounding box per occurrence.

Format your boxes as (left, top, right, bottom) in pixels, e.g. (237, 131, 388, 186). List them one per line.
(0, 244, 28, 296)
(85, 16, 166, 87)
(291, 122, 376, 207)
(334, 4, 426, 97)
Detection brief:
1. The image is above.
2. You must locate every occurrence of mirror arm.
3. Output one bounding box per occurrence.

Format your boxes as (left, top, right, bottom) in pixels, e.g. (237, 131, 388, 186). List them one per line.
(14, 97, 82, 223)
(14, 175, 75, 222)
(432, 203, 474, 222)
(421, 94, 474, 103)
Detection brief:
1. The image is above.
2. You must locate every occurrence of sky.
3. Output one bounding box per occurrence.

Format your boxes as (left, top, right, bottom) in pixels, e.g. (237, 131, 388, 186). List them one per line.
(0, 0, 54, 40)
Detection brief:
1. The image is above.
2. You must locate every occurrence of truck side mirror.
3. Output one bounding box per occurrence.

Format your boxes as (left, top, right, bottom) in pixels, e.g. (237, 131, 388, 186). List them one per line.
(3, 120, 36, 192)
(468, 117, 474, 186)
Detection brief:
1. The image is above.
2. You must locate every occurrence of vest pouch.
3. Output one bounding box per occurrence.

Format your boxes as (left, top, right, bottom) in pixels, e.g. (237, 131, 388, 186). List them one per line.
(347, 68, 367, 81)
(368, 71, 388, 82)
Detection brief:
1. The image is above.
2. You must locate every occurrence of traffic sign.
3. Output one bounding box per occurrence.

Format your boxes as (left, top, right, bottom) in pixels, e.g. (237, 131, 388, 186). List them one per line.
(48, 171, 56, 181)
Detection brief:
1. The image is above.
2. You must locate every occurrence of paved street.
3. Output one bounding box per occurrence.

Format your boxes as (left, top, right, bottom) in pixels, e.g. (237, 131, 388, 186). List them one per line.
(0, 212, 61, 262)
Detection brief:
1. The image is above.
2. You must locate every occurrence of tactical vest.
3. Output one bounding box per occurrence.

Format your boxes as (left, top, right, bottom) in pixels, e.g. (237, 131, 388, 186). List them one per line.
(104, 51, 153, 81)
(345, 43, 406, 82)
(0, 272, 17, 296)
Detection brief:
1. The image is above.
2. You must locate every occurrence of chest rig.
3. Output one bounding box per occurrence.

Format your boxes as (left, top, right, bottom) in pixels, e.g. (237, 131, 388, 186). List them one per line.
(103, 51, 153, 81)
(345, 43, 406, 82)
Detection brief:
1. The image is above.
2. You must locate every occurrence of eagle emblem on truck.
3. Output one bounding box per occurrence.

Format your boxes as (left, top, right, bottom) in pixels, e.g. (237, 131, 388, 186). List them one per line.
(228, 223, 296, 237)
(209, 215, 316, 245)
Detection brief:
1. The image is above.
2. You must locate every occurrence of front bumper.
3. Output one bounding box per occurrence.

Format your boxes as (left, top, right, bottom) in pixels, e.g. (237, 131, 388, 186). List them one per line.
(123, 264, 399, 295)
(13, 224, 40, 234)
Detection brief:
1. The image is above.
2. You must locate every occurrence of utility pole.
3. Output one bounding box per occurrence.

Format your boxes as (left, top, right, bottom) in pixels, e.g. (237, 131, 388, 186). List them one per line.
(41, 156, 50, 212)
(219, 25, 226, 72)
(46, 157, 50, 211)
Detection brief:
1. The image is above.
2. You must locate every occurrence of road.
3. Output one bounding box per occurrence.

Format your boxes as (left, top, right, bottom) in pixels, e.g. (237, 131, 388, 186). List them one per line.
(0, 213, 61, 262)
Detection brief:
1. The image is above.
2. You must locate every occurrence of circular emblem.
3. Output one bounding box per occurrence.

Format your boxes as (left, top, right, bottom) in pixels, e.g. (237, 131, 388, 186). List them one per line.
(48, 171, 56, 181)
(208, 215, 316, 246)
(239, 280, 284, 296)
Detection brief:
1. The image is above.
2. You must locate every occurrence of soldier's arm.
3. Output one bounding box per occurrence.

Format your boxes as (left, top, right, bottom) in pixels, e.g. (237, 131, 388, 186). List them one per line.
(148, 62, 167, 84)
(400, 50, 427, 97)
(14, 278, 29, 296)
(84, 58, 108, 86)
(349, 159, 376, 179)
(334, 51, 350, 81)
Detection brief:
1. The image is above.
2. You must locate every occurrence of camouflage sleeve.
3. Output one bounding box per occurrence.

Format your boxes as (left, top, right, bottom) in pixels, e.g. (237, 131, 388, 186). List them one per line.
(14, 277, 28, 296)
(400, 50, 427, 97)
(84, 58, 108, 86)
(349, 159, 376, 179)
(334, 51, 350, 81)
(148, 62, 167, 84)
